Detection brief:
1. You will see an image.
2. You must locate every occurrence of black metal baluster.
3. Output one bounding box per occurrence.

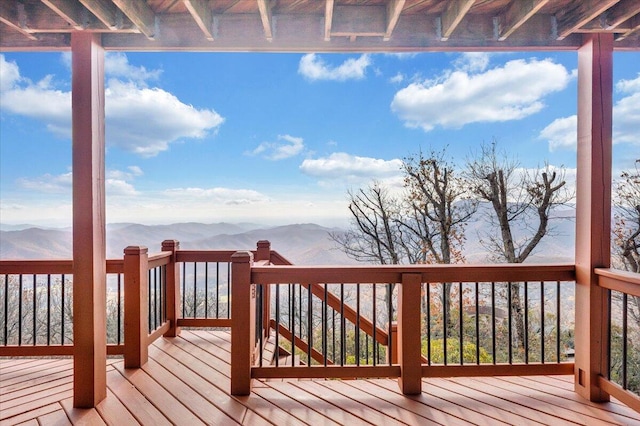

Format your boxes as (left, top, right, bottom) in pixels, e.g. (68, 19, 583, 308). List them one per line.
(182, 262, 186, 317)
(524, 281, 529, 364)
(427, 283, 431, 366)
(117, 273, 122, 345)
(307, 283, 312, 366)
(373, 283, 377, 366)
(475, 282, 480, 364)
(459, 282, 463, 365)
(61, 274, 66, 345)
(291, 283, 296, 366)
(216, 262, 220, 318)
(3, 274, 8, 345)
(491, 281, 496, 364)
(47, 275, 51, 345)
(227, 263, 231, 319)
(205, 262, 209, 319)
(356, 283, 361, 366)
(18, 274, 23, 345)
(32, 274, 36, 345)
(340, 283, 345, 366)
(508, 282, 513, 364)
(193, 262, 197, 318)
(623, 292, 628, 389)
(388, 283, 392, 366)
(148, 269, 152, 332)
(323, 283, 327, 367)
(540, 281, 545, 364)
(443, 283, 448, 365)
(556, 281, 561, 362)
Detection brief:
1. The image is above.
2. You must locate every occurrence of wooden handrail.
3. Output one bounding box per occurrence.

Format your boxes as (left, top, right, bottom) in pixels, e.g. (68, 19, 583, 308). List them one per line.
(596, 268, 640, 297)
(252, 263, 576, 285)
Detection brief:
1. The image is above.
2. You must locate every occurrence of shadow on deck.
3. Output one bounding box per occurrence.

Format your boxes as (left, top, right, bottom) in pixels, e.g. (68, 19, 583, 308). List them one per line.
(1, 330, 638, 425)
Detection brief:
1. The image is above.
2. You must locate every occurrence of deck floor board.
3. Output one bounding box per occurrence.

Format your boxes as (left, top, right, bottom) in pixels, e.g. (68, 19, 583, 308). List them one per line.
(2, 330, 639, 425)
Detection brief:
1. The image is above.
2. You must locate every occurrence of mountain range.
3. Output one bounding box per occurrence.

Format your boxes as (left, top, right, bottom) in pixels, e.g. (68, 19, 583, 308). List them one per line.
(1, 213, 576, 265)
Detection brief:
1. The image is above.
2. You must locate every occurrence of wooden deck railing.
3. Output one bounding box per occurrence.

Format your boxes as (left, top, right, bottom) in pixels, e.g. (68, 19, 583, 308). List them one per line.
(5, 241, 640, 409)
(230, 260, 578, 395)
(596, 268, 640, 412)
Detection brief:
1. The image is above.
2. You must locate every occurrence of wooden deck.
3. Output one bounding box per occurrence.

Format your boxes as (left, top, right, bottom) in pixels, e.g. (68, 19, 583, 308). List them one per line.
(2, 330, 639, 426)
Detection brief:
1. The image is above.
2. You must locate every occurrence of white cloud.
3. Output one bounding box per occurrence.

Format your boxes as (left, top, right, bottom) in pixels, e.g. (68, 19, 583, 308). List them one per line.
(105, 52, 162, 84)
(298, 54, 371, 81)
(390, 73, 404, 84)
(391, 58, 573, 131)
(0, 53, 224, 157)
(539, 115, 577, 151)
(248, 134, 305, 160)
(300, 152, 402, 180)
(17, 167, 140, 196)
(453, 52, 490, 72)
(106, 80, 224, 157)
(539, 73, 640, 150)
(613, 74, 640, 145)
(164, 187, 269, 205)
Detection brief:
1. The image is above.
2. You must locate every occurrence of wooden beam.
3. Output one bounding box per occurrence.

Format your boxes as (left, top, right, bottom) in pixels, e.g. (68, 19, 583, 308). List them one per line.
(497, 0, 549, 41)
(556, 0, 620, 40)
(71, 31, 107, 408)
(602, 0, 640, 29)
(574, 33, 613, 403)
(324, 0, 334, 41)
(123, 246, 149, 368)
(384, 0, 405, 41)
(230, 251, 255, 396)
(616, 15, 640, 41)
(41, 0, 85, 30)
(256, 0, 273, 42)
(440, 0, 475, 41)
(0, 2, 37, 40)
(184, 0, 213, 41)
(78, 0, 118, 29)
(111, 0, 156, 39)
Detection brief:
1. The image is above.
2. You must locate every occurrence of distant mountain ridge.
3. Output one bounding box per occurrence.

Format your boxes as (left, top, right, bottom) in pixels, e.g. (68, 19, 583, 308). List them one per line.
(0, 214, 577, 265)
(0, 222, 357, 265)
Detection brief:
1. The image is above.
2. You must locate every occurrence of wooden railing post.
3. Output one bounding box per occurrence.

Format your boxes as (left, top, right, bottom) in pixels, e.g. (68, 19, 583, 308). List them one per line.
(231, 251, 255, 395)
(256, 240, 271, 338)
(162, 240, 181, 337)
(398, 273, 422, 395)
(387, 322, 398, 365)
(124, 246, 149, 368)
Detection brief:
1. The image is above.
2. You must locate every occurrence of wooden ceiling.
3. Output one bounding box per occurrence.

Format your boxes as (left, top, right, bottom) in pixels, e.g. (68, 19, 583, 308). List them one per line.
(1, 0, 639, 52)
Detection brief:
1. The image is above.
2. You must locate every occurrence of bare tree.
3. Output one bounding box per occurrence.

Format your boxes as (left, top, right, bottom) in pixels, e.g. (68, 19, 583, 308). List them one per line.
(465, 140, 571, 352)
(401, 149, 476, 265)
(330, 181, 406, 265)
(613, 159, 640, 273)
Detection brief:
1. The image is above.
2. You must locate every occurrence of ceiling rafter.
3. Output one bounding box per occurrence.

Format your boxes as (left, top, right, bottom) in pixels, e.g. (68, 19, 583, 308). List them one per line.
(497, 0, 549, 41)
(0, 2, 37, 40)
(324, 0, 334, 41)
(440, 0, 475, 41)
(603, 0, 640, 29)
(184, 0, 213, 41)
(41, 0, 86, 30)
(111, 0, 156, 38)
(78, 0, 119, 29)
(384, 0, 406, 41)
(617, 15, 640, 40)
(556, 0, 620, 40)
(257, 0, 273, 42)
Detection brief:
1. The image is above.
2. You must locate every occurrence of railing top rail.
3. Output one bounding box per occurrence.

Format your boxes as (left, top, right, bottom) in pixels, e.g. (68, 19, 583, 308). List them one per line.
(0, 259, 73, 275)
(251, 263, 576, 284)
(176, 250, 240, 263)
(148, 251, 172, 269)
(595, 268, 640, 286)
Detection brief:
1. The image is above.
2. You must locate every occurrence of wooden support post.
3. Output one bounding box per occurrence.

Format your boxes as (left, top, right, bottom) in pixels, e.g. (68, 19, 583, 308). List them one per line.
(574, 33, 613, 402)
(256, 240, 271, 338)
(123, 246, 149, 368)
(162, 240, 181, 337)
(398, 273, 422, 395)
(231, 251, 255, 395)
(71, 31, 106, 408)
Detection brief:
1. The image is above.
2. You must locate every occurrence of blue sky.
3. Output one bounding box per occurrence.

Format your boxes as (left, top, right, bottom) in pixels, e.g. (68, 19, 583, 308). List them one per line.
(0, 50, 638, 227)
